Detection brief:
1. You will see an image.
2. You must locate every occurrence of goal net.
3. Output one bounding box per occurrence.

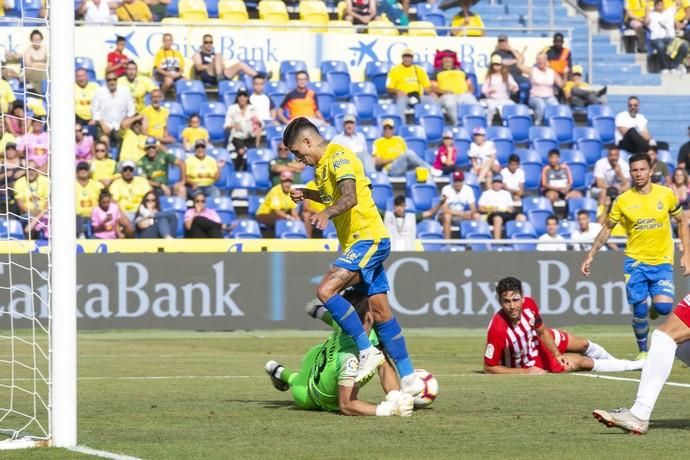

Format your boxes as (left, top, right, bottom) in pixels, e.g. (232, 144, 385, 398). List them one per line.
(0, 0, 76, 450)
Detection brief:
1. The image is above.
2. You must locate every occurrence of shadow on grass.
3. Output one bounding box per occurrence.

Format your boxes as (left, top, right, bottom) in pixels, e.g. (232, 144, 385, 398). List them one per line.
(651, 419, 690, 431)
(223, 399, 295, 409)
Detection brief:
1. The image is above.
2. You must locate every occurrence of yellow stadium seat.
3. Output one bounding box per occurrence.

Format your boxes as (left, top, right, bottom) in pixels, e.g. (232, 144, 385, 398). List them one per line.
(328, 20, 357, 34)
(247, 19, 271, 31)
(408, 21, 437, 36)
(368, 18, 398, 36)
(258, 0, 289, 24)
(218, 0, 249, 24)
(179, 0, 208, 22)
(288, 19, 312, 33)
(336, 1, 346, 19)
(300, 1, 329, 29)
(161, 17, 183, 24)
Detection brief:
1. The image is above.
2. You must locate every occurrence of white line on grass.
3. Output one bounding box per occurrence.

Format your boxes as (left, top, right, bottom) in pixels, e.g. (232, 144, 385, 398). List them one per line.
(572, 373, 690, 388)
(67, 445, 141, 460)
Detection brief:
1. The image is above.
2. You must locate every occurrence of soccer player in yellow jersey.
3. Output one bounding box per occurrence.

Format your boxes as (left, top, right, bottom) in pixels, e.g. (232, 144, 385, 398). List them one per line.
(582, 152, 690, 358)
(283, 117, 424, 397)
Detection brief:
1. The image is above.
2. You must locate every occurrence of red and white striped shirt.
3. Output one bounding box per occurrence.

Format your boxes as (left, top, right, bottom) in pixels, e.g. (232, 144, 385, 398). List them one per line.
(484, 297, 543, 368)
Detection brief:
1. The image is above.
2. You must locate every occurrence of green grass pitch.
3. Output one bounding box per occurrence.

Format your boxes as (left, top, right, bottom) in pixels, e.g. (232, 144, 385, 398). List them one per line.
(6, 326, 690, 459)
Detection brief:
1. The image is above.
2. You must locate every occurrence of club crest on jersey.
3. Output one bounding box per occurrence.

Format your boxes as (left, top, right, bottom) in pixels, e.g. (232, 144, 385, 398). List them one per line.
(485, 344, 494, 359)
(657, 200, 663, 210)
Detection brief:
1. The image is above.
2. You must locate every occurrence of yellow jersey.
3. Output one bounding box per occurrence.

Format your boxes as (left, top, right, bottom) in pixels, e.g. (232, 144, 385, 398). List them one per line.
(118, 75, 157, 113)
(181, 127, 209, 147)
(141, 105, 169, 139)
(304, 180, 326, 213)
(435, 69, 469, 95)
(608, 184, 682, 265)
(385, 64, 430, 95)
(185, 155, 218, 187)
(109, 176, 152, 214)
(626, 0, 652, 18)
(74, 82, 100, 121)
(314, 142, 388, 249)
(116, 0, 153, 21)
(75, 179, 104, 218)
(451, 13, 485, 37)
(119, 129, 148, 162)
(92, 158, 117, 183)
(372, 136, 407, 164)
(153, 48, 185, 73)
(256, 184, 296, 216)
(14, 174, 50, 214)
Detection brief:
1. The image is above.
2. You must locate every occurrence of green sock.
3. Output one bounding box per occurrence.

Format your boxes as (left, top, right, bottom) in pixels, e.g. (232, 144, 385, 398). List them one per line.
(282, 367, 297, 386)
(321, 311, 335, 329)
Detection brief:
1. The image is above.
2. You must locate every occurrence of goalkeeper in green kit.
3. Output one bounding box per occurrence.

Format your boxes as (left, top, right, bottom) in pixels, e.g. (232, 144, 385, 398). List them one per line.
(264, 290, 414, 417)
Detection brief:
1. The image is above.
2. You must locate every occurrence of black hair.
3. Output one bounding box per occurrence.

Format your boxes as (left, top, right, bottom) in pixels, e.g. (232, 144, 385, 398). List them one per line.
(253, 74, 265, 82)
(607, 144, 620, 153)
(576, 209, 590, 218)
(295, 70, 309, 78)
(629, 152, 652, 167)
(496, 277, 523, 297)
(116, 35, 126, 42)
(546, 215, 559, 225)
(548, 148, 560, 157)
(508, 154, 520, 163)
(126, 60, 138, 67)
(393, 195, 406, 207)
(282, 117, 319, 149)
(98, 190, 111, 202)
(342, 289, 370, 322)
(628, 95, 640, 103)
(30, 29, 43, 40)
(553, 32, 564, 40)
(135, 191, 161, 220)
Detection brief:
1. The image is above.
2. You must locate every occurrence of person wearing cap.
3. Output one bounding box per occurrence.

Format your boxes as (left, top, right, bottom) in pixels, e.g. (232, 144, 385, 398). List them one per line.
(17, 117, 49, 172)
(115, 0, 152, 22)
(517, 52, 563, 125)
(440, 170, 478, 239)
(75, 161, 104, 238)
(91, 141, 117, 187)
(331, 115, 374, 174)
(270, 141, 304, 186)
(384, 194, 447, 251)
(433, 131, 459, 175)
(109, 159, 152, 218)
(0, 142, 25, 217)
(153, 33, 184, 98)
(278, 70, 327, 126)
(225, 88, 263, 171)
(185, 140, 220, 199)
(78, 0, 117, 24)
(91, 70, 135, 147)
(468, 127, 499, 185)
(563, 65, 607, 108)
(543, 33, 572, 79)
(478, 174, 523, 240)
(75, 67, 100, 131)
(431, 54, 477, 126)
(105, 35, 129, 78)
(117, 116, 147, 162)
(118, 60, 157, 114)
(450, 3, 485, 37)
(141, 88, 173, 145)
(256, 170, 300, 228)
(678, 126, 690, 174)
(75, 123, 95, 163)
(138, 137, 187, 198)
(386, 48, 432, 115)
(372, 118, 441, 177)
(648, 142, 671, 185)
(482, 54, 519, 124)
(500, 154, 525, 201)
(192, 34, 270, 86)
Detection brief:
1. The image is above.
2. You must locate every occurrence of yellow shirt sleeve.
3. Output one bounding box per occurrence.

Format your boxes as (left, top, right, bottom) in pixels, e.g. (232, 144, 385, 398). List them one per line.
(385, 66, 400, 91)
(417, 66, 430, 90)
(330, 149, 356, 183)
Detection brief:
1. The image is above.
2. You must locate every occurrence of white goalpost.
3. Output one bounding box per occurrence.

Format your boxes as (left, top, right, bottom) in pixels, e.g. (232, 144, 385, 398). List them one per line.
(0, 0, 76, 450)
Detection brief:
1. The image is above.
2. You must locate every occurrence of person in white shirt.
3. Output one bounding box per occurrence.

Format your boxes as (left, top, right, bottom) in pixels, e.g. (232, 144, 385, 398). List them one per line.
(478, 174, 521, 240)
(594, 145, 631, 205)
(331, 115, 374, 174)
(91, 71, 135, 147)
(384, 194, 446, 251)
(616, 96, 651, 153)
(249, 75, 276, 123)
(468, 127, 500, 185)
(440, 170, 477, 239)
(78, 0, 117, 23)
(571, 210, 603, 251)
(224, 89, 262, 171)
(501, 154, 525, 201)
(537, 215, 567, 251)
(646, 0, 688, 73)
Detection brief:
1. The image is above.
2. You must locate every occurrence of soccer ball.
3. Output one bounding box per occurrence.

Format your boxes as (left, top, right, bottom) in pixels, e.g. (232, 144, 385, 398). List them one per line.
(413, 369, 438, 408)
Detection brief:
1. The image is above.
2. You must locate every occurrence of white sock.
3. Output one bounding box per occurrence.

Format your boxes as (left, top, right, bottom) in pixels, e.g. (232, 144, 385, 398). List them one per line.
(630, 330, 677, 421)
(275, 366, 284, 379)
(313, 305, 328, 320)
(592, 358, 638, 372)
(585, 341, 612, 360)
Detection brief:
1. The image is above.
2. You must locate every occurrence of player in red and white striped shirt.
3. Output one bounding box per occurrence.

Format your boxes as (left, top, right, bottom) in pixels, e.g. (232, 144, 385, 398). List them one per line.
(484, 276, 645, 375)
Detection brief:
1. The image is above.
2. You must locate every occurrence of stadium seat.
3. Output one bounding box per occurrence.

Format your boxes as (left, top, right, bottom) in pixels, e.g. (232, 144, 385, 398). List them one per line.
(74, 57, 96, 81)
(247, 196, 263, 218)
(451, 127, 471, 169)
(311, 81, 336, 121)
(228, 171, 256, 193)
(460, 221, 492, 251)
(202, 113, 225, 143)
(279, 60, 307, 81)
(457, 104, 484, 119)
(239, 59, 268, 89)
(275, 220, 308, 239)
(250, 161, 271, 191)
(218, 0, 249, 23)
(527, 209, 554, 236)
(544, 105, 573, 120)
(159, 196, 186, 237)
(300, 0, 329, 31)
(322, 66, 351, 99)
(408, 21, 437, 36)
(258, 0, 289, 24)
(320, 60, 348, 76)
(409, 183, 438, 212)
(567, 197, 598, 221)
(558, 219, 578, 238)
(18, 0, 42, 18)
(231, 219, 262, 238)
(176, 79, 205, 96)
(365, 61, 392, 96)
(350, 82, 377, 121)
(590, 116, 616, 145)
(560, 149, 587, 164)
(415, 103, 445, 143)
(179, 0, 209, 21)
(417, 7, 446, 36)
(576, 138, 604, 167)
(521, 162, 544, 192)
(371, 183, 393, 210)
(599, 0, 624, 26)
(503, 109, 532, 144)
(368, 18, 399, 35)
(400, 125, 428, 157)
(328, 20, 357, 34)
(208, 196, 236, 226)
(506, 220, 537, 238)
(486, 126, 514, 165)
(166, 113, 187, 141)
(218, 80, 244, 100)
(417, 220, 444, 249)
(566, 161, 588, 191)
(516, 148, 541, 164)
(586, 104, 615, 120)
(0, 218, 24, 240)
(360, 125, 381, 149)
(461, 115, 487, 133)
(546, 116, 574, 144)
(179, 91, 207, 117)
(368, 171, 391, 186)
(199, 102, 227, 117)
(246, 148, 274, 165)
(523, 196, 554, 213)
(529, 127, 559, 163)
(168, 163, 182, 185)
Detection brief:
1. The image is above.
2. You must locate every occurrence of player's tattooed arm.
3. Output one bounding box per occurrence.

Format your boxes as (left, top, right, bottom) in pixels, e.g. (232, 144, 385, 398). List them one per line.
(324, 179, 357, 218)
(302, 189, 322, 203)
(581, 222, 614, 277)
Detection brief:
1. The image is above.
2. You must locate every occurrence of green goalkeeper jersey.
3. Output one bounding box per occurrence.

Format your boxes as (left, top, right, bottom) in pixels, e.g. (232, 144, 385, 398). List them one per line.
(307, 327, 378, 412)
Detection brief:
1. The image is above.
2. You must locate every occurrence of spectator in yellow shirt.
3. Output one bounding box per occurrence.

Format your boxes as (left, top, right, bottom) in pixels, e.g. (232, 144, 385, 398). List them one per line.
(14, 161, 49, 218)
(625, 0, 652, 52)
(451, 5, 485, 37)
(141, 89, 174, 144)
(91, 141, 117, 188)
(563, 65, 607, 108)
(75, 161, 103, 237)
(119, 116, 148, 162)
(74, 68, 100, 131)
(386, 48, 432, 115)
(181, 114, 210, 152)
(109, 159, 152, 218)
(116, 0, 153, 22)
(372, 118, 440, 177)
(153, 33, 184, 97)
(0, 76, 16, 115)
(118, 61, 157, 113)
(256, 171, 299, 227)
(185, 140, 220, 199)
(431, 54, 477, 126)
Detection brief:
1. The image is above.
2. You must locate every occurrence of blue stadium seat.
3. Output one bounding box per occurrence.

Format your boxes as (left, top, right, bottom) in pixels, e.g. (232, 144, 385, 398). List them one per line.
(463, 172, 481, 201)
(451, 127, 472, 168)
(167, 0, 180, 16)
(166, 113, 187, 141)
(205, 0, 219, 17)
(486, 126, 514, 165)
(20, 0, 42, 18)
(168, 164, 181, 185)
(318, 124, 337, 141)
(461, 115, 486, 133)
(215, 163, 235, 192)
(351, 82, 378, 121)
(246, 148, 275, 165)
(320, 60, 348, 75)
(207, 146, 229, 162)
(415, 103, 445, 143)
(417, 219, 444, 239)
(504, 112, 532, 144)
(247, 196, 264, 218)
(371, 184, 393, 210)
(279, 60, 307, 81)
(458, 104, 485, 118)
(323, 67, 351, 99)
(250, 161, 271, 191)
(546, 116, 574, 144)
(558, 220, 578, 238)
(199, 102, 227, 117)
(529, 127, 559, 163)
(275, 220, 308, 239)
(0, 218, 24, 239)
(567, 197, 598, 221)
(521, 162, 543, 191)
(590, 116, 616, 145)
(373, 102, 402, 118)
(576, 138, 604, 167)
(241, 59, 268, 88)
(228, 171, 256, 193)
(310, 81, 336, 121)
(360, 125, 381, 142)
(176, 79, 205, 95)
(566, 161, 588, 191)
(265, 124, 286, 143)
(516, 148, 542, 164)
(418, 10, 446, 35)
(180, 91, 207, 117)
(460, 220, 492, 251)
(368, 171, 391, 186)
(218, 80, 245, 98)
(365, 61, 392, 96)
(208, 196, 236, 226)
(560, 149, 587, 164)
(400, 124, 428, 157)
(331, 101, 357, 120)
(202, 113, 225, 143)
(231, 219, 262, 238)
(409, 183, 438, 212)
(527, 209, 554, 236)
(512, 234, 537, 251)
(599, 0, 624, 26)
(74, 57, 96, 81)
(586, 104, 615, 120)
(159, 196, 186, 237)
(167, 144, 186, 160)
(522, 196, 554, 213)
(544, 105, 573, 120)
(506, 220, 537, 238)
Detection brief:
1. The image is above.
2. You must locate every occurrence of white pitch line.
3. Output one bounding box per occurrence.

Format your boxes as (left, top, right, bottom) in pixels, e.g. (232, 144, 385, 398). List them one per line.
(573, 373, 690, 388)
(67, 445, 141, 460)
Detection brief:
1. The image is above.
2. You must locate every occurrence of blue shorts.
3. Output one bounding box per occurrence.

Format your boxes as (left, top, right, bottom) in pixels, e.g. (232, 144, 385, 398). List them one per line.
(624, 257, 675, 305)
(333, 238, 390, 296)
